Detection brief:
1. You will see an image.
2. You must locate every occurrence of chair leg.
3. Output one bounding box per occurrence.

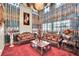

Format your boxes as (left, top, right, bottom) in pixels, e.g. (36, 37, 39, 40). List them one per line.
(58, 43, 60, 48)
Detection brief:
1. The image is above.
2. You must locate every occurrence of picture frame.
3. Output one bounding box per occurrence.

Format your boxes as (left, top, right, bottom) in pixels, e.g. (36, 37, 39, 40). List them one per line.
(23, 12, 30, 25)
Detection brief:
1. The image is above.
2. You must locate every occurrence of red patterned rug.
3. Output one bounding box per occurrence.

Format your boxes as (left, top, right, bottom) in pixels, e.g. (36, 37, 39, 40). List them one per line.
(1, 44, 77, 56)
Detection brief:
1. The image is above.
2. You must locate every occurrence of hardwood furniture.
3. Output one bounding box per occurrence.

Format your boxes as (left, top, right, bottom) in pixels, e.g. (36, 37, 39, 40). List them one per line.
(30, 40, 51, 55)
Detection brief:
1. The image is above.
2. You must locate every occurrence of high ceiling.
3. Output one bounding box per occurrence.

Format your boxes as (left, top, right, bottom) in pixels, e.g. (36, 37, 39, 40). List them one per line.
(23, 3, 56, 25)
(24, 3, 54, 12)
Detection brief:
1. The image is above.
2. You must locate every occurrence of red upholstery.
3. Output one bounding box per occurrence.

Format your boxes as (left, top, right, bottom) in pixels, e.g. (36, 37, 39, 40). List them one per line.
(17, 32, 35, 44)
(43, 33, 62, 47)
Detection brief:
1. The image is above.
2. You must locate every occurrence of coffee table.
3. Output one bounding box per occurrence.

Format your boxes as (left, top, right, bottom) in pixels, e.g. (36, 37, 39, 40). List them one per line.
(30, 40, 51, 55)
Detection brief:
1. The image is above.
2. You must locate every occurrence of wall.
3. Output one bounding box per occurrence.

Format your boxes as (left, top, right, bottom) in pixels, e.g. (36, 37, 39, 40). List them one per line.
(19, 4, 32, 33)
(0, 23, 4, 55)
(0, 4, 4, 55)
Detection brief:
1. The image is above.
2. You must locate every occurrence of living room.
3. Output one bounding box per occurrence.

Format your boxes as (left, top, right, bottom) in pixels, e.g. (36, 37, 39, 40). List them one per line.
(0, 3, 79, 56)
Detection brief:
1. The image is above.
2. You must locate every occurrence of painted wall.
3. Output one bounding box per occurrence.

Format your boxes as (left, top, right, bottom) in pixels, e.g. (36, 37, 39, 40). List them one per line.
(19, 4, 32, 33)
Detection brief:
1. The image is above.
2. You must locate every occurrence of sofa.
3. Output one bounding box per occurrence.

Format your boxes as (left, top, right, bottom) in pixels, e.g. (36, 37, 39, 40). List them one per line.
(16, 32, 35, 45)
(43, 33, 63, 47)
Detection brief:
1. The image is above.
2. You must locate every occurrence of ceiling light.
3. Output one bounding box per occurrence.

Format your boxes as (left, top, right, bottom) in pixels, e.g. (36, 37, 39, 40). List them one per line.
(34, 3, 44, 11)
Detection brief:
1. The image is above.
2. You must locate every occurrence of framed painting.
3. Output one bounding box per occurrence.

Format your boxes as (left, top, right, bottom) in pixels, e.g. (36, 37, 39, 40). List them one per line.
(23, 12, 30, 25)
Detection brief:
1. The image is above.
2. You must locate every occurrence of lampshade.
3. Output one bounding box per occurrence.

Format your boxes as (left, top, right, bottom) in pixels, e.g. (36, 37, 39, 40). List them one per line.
(34, 3, 44, 11)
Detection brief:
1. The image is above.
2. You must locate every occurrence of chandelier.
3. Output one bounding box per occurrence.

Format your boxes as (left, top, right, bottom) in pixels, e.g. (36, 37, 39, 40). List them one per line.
(34, 3, 44, 11)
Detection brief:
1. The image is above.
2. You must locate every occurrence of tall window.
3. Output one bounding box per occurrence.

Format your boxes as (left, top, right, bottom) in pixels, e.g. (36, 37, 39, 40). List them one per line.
(42, 23, 52, 32)
(44, 7, 49, 13)
(56, 3, 62, 8)
(4, 3, 20, 33)
(42, 23, 47, 32)
(53, 20, 71, 33)
(48, 23, 52, 32)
